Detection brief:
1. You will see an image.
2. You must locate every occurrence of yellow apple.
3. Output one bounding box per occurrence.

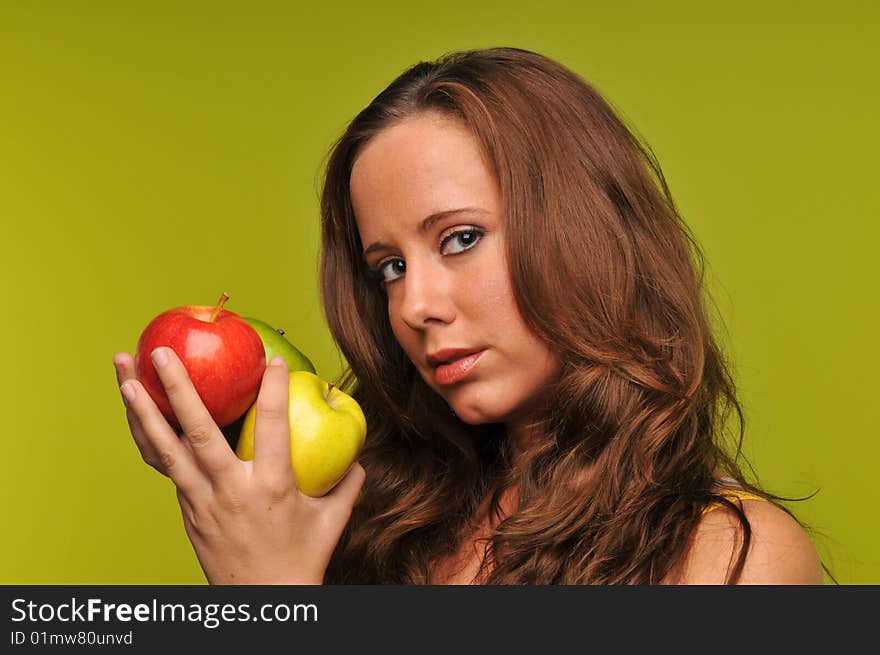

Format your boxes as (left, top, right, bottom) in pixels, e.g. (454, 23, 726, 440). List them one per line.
(235, 371, 367, 497)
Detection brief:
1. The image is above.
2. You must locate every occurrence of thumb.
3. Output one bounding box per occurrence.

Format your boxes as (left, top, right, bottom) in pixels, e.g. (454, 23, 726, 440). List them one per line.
(324, 461, 366, 509)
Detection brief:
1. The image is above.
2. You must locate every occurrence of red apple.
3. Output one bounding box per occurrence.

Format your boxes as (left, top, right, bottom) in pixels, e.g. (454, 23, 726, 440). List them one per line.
(134, 293, 266, 429)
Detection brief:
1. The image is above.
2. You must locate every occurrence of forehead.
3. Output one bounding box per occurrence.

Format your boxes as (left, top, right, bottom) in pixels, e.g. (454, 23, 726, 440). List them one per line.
(349, 112, 499, 234)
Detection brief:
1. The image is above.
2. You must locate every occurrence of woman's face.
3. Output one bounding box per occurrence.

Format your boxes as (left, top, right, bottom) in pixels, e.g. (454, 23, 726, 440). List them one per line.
(350, 111, 560, 430)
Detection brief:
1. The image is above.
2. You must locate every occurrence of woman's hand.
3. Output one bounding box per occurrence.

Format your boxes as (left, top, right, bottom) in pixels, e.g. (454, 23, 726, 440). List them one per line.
(112, 347, 365, 585)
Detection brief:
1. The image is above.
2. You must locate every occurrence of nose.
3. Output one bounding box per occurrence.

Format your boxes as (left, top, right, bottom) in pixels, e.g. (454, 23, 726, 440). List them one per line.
(396, 259, 456, 330)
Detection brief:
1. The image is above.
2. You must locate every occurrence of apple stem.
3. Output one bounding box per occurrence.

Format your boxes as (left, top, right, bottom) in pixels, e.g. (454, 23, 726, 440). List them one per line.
(210, 292, 230, 322)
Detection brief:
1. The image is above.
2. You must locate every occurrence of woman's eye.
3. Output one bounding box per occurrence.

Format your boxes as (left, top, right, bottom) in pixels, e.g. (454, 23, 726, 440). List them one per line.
(370, 228, 484, 285)
(440, 228, 484, 255)
(374, 258, 406, 284)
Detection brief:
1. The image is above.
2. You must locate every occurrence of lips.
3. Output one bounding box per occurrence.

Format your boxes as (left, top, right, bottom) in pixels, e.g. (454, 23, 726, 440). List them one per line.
(434, 352, 475, 365)
(426, 347, 483, 368)
(432, 350, 485, 385)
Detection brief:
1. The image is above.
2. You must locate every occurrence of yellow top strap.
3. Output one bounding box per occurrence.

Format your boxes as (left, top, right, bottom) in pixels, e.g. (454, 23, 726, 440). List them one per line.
(702, 487, 768, 515)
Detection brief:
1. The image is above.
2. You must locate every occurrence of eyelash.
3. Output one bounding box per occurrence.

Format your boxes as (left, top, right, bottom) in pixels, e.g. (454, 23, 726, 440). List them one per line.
(367, 227, 485, 285)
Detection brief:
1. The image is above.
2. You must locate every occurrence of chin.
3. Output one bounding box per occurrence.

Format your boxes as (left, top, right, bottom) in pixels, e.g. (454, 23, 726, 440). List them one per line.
(449, 406, 496, 425)
(422, 371, 515, 424)
(445, 390, 513, 425)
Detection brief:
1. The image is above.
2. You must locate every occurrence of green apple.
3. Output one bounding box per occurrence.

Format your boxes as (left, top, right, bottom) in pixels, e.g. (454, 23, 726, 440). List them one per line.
(235, 370, 367, 497)
(241, 316, 316, 374)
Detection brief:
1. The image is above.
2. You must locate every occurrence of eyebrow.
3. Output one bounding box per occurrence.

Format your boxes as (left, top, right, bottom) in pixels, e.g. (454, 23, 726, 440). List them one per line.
(361, 207, 489, 261)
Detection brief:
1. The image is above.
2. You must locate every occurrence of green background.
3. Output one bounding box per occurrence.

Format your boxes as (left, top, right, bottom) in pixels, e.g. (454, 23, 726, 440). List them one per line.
(1, 1, 876, 584)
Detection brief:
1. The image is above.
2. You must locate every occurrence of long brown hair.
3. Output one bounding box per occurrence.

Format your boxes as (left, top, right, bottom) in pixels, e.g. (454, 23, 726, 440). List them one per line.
(318, 46, 820, 583)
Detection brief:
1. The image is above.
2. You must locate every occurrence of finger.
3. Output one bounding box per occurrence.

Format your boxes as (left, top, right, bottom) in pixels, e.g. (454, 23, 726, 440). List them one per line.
(124, 396, 169, 476)
(323, 461, 366, 510)
(116, 352, 184, 437)
(253, 357, 295, 484)
(119, 376, 205, 497)
(114, 352, 167, 476)
(149, 346, 239, 481)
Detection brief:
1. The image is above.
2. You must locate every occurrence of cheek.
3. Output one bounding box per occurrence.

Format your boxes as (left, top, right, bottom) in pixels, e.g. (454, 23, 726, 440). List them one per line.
(475, 264, 530, 348)
(477, 264, 560, 388)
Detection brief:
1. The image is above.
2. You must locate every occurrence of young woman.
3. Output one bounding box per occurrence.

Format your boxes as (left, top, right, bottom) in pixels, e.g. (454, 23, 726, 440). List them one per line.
(113, 47, 826, 584)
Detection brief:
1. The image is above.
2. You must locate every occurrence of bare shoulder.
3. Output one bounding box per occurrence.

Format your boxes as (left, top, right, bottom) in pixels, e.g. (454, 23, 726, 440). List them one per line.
(670, 499, 824, 585)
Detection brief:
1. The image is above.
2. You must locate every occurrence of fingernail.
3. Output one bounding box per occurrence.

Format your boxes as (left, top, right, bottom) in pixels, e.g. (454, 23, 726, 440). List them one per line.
(120, 382, 136, 404)
(270, 356, 286, 367)
(151, 347, 168, 368)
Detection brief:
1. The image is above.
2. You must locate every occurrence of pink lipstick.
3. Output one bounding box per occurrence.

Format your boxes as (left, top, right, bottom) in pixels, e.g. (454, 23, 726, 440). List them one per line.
(433, 350, 485, 385)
